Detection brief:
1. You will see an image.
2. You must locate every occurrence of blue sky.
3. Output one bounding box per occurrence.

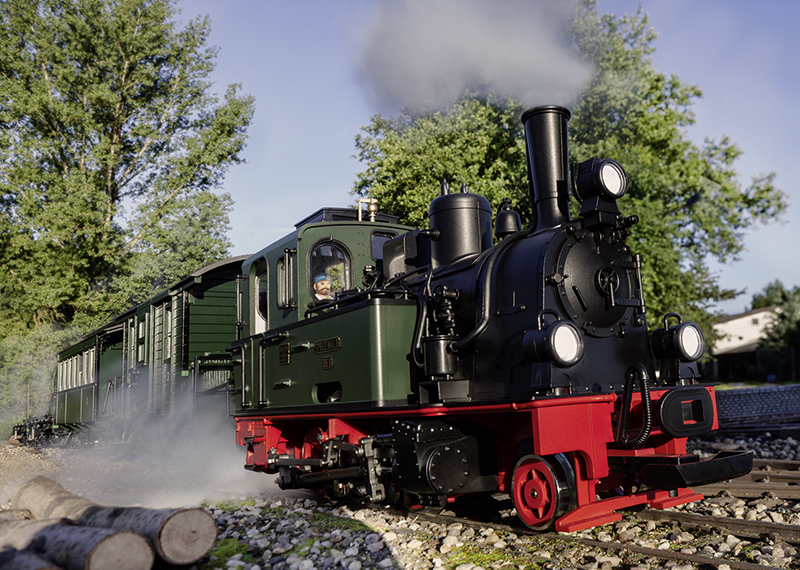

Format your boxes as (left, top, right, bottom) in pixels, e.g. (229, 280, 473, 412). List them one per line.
(177, 0, 799, 316)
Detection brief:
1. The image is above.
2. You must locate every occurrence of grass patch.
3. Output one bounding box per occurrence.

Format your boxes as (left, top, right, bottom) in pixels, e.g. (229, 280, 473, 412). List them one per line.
(446, 545, 546, 570)
(311, 512, 372, 532)
(197, 537, 256, 569)
(203, 498, 258, 511)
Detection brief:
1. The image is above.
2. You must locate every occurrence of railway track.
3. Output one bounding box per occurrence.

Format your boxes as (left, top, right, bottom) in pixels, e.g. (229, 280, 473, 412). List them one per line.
(385, 501, 796, 570)
(633, 509, 800, 544)
(204, 479, 800, 570)
(694, 458, 800, 499)
(716, 421, 800, 438)
(341, 458, 800, 569)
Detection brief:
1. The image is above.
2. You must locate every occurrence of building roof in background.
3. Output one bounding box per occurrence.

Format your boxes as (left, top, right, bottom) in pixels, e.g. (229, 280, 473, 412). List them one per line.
(713, 305, 778, 356)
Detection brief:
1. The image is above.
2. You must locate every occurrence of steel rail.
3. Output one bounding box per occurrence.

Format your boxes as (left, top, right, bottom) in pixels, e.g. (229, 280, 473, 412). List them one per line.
(634, 509, 800, 544)
(384, 504, 781, 570)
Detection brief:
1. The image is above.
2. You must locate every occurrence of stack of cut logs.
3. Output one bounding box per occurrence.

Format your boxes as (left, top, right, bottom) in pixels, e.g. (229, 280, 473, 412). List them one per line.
(0, 477, 217, 570)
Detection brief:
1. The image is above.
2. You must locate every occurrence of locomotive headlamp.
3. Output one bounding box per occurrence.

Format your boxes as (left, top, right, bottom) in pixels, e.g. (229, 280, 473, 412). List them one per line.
(651, 313, 705, 362)
(572, 158, 628, 202)
(522, 318, 585, 367)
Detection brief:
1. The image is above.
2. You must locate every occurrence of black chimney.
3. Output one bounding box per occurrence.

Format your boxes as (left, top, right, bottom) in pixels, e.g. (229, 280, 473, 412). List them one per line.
(520, 105, 571, 232)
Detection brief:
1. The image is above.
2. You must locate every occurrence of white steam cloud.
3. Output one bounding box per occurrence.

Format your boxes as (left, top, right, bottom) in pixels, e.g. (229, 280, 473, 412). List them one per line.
(353, 0, 592, 112)
(1, 421, 283, 509)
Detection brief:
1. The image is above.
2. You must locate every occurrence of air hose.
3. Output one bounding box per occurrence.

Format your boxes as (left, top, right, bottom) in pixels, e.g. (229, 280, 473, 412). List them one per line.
(615, 363, 653, 449)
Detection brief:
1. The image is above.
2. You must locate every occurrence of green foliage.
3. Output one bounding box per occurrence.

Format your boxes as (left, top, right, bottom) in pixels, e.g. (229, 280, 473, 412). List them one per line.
(751, 279, 793, 310)
(353, 95, 530, 228)
(752, 280, 800, 351)
(568, 3, 785, 333)
(352, 1, 786, 337)
(0, 0, 253, 427)
(0, 0, 254, 335)
(0, 323, 82, 437)
(76, 191, 235, 327)
(310, 511, 368, 532)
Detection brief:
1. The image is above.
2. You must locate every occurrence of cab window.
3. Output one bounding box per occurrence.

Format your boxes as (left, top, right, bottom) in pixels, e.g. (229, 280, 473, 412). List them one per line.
(309, 241, 349, 301)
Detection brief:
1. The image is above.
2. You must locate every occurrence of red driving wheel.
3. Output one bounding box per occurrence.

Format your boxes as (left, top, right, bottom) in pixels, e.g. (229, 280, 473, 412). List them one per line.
(511, 454, 574, 530)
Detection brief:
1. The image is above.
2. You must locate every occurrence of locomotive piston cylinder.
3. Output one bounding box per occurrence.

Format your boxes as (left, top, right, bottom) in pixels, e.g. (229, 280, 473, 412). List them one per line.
(521, 105, 572, 232)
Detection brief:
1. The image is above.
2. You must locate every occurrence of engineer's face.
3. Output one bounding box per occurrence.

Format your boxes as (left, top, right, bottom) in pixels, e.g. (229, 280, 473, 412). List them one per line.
(315, 279, 331, 298)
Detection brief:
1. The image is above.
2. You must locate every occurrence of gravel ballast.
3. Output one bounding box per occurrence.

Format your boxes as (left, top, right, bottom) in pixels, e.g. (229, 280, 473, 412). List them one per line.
(2, 433, 800, 570)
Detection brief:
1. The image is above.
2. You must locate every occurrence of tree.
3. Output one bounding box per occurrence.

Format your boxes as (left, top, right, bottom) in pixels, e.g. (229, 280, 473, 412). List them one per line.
(751, 281, 800, 352)
(352, 2, 786, 337)
(0, 0, 254, 336)
(0, 322, 78, 438)
(751, 279, 793, 310)
(354, 96, 529, 229)
(80, 191, 235, 326)
(567, 3, 784, 333)
(0, 0, 254, 431)
(762, 299, 800, 353)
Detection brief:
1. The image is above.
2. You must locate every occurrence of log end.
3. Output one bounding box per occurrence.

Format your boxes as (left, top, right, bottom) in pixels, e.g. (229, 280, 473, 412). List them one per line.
(157, 508, 218, 565)
(89, 531, 154, 570)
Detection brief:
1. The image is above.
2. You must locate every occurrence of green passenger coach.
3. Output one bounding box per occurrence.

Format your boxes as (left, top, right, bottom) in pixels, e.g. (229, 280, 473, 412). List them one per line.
(48, 256, 246, 444)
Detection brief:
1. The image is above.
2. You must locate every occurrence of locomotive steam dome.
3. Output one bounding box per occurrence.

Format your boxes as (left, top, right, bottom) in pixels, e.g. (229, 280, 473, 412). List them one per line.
(428, 189, 492, 268)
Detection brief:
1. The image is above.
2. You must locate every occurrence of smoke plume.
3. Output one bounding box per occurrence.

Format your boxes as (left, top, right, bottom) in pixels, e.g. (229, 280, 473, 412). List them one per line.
(353, 0, 592, 113)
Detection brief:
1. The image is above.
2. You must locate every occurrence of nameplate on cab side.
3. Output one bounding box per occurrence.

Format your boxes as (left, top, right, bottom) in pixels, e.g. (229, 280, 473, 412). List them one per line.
(314, 338, 341, 355)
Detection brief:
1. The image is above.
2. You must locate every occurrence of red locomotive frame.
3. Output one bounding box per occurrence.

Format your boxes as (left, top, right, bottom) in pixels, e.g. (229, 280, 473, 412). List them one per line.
(237, 385, 729, 532)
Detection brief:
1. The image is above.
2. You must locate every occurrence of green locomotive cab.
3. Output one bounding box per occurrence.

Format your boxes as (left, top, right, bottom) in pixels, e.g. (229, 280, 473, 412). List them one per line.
(232, 208, 420, 413)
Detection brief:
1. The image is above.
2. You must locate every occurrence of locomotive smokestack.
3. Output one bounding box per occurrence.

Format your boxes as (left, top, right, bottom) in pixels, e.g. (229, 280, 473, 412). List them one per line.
(520, 105, 571, 232)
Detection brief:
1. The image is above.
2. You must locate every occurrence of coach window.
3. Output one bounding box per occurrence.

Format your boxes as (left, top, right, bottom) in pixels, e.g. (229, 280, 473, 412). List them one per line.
(309, 241, 349, 301)
(86, 348, 95, 385)
(253, 257, 268, 333)
(61, 362, 67, 391)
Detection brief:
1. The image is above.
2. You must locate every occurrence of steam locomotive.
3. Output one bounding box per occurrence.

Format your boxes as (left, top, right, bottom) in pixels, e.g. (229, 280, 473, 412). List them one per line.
(20, 105, 752, 532)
